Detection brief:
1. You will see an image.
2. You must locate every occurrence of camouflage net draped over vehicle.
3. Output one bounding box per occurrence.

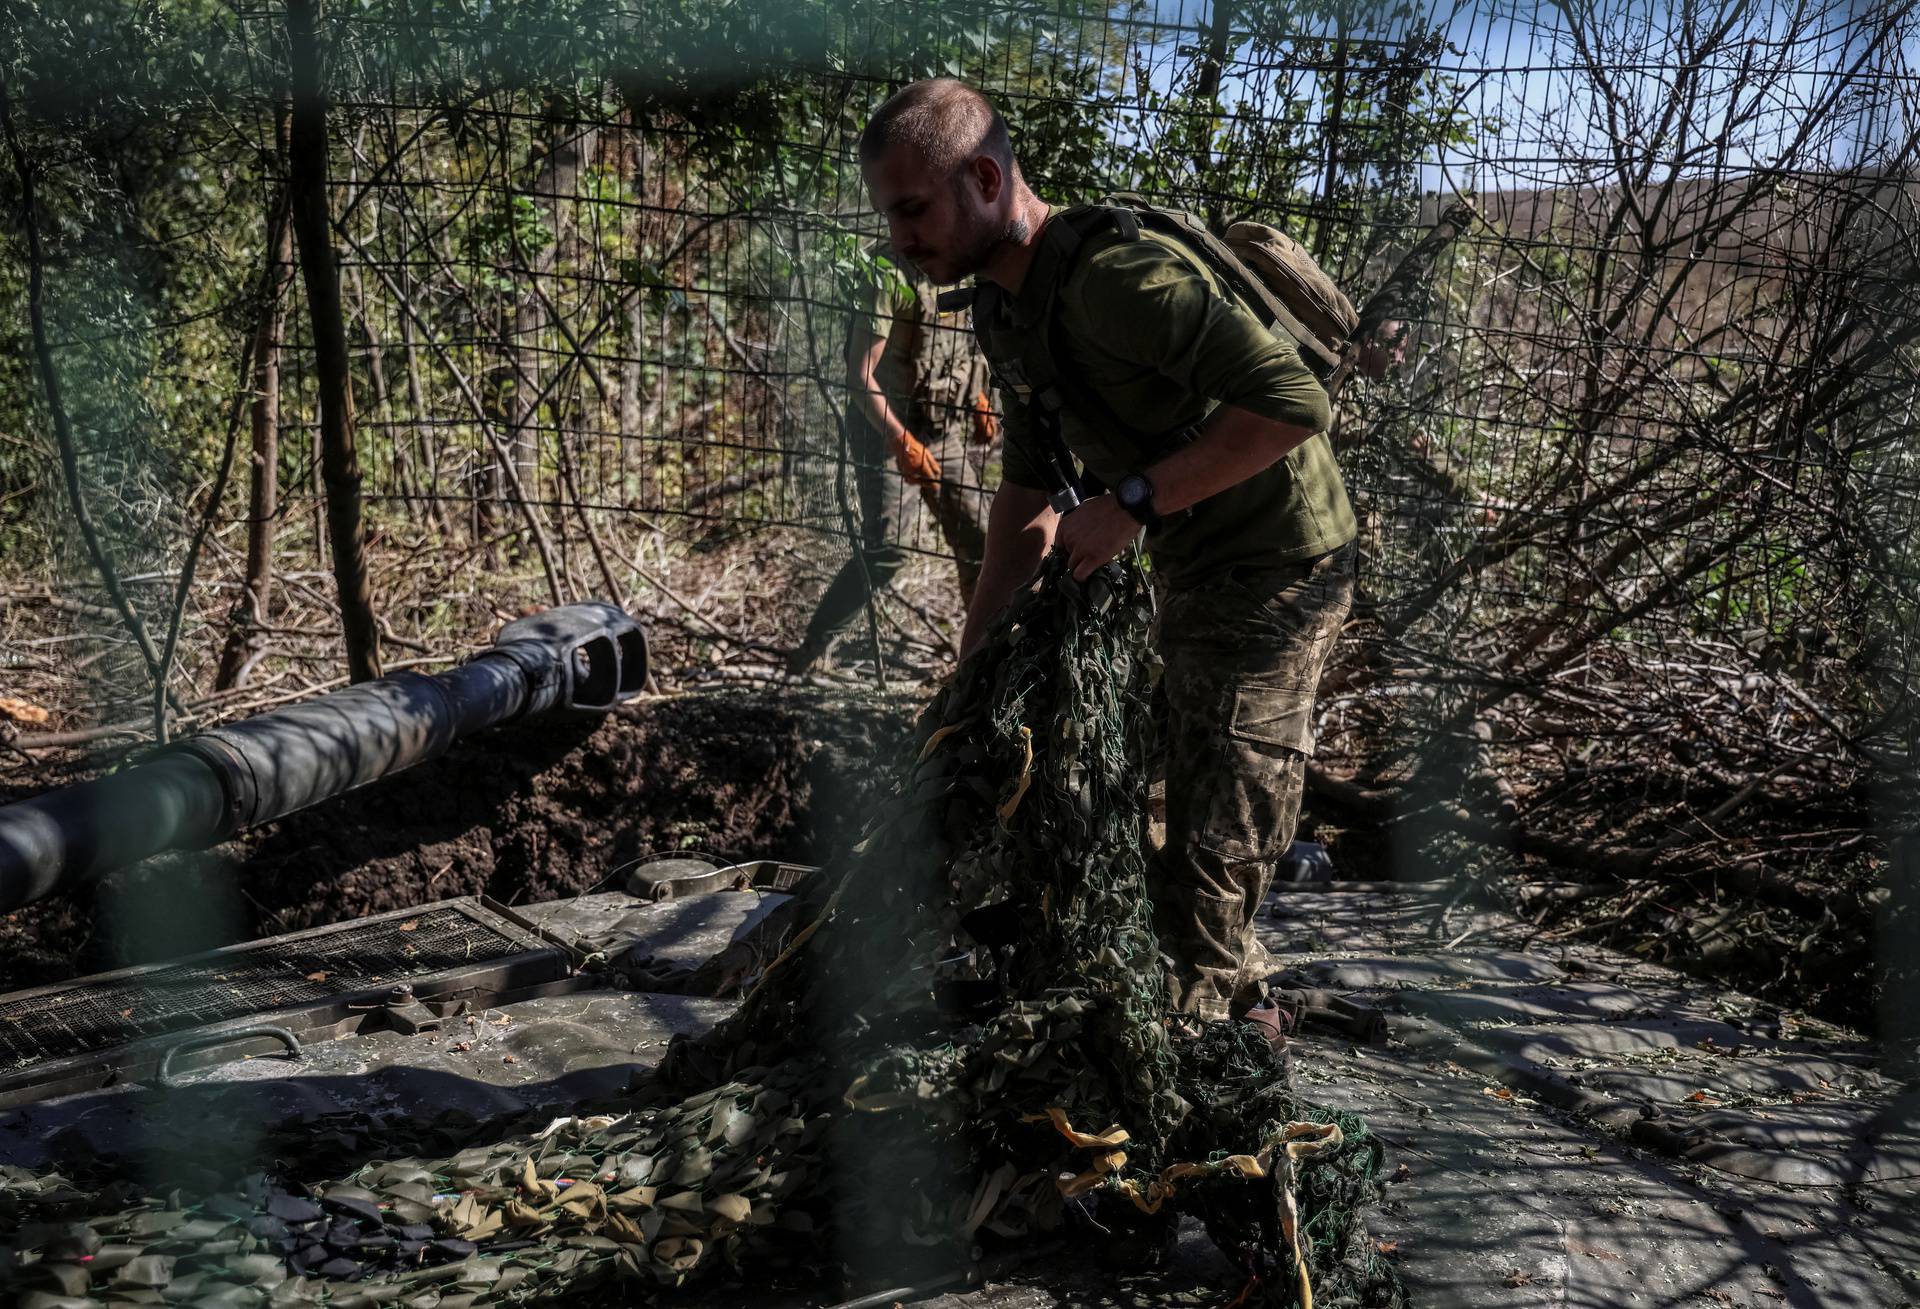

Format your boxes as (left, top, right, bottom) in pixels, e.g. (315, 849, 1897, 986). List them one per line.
(0, 557, 1404, 1309)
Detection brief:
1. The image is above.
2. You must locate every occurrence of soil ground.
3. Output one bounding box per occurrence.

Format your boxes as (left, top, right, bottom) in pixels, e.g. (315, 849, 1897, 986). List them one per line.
(0, 687, 918, 994)
(7, 505, 1891, 1038)
(0, 671, 1890, 1040)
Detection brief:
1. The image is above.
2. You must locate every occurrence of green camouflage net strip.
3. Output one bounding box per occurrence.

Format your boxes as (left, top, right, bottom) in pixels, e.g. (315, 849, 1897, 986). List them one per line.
(0, 556, 1405, 1309)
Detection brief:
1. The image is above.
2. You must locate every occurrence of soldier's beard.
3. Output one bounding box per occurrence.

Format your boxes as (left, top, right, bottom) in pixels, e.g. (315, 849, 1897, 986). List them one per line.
(938, 221, 1025, 283)
(940, 192, 1030, 282)
(939, 219, 1001, 282)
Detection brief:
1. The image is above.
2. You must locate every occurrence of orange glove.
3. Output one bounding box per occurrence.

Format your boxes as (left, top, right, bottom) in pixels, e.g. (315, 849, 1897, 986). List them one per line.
(893, 434, 942, 487)
(970, 390, 1000, 445)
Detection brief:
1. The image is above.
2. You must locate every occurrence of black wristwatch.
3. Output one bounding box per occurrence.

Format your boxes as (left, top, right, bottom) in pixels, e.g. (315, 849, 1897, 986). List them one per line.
(1113, 472, 1162, 531)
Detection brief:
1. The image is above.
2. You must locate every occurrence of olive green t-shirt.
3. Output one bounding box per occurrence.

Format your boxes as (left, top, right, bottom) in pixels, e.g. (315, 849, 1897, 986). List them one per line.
(992, 227, 1357, 588)
(852, 271, 920, 433)
(853, 260, 988, 447)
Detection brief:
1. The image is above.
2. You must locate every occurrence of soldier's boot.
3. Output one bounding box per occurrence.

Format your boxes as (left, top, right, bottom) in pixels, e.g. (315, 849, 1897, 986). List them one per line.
(783, 630, 834, 677)
(1237, 996, 1295, 1054)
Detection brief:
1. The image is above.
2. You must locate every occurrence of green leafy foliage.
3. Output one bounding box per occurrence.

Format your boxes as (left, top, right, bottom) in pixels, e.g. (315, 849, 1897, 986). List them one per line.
(464, 194, 555, 291)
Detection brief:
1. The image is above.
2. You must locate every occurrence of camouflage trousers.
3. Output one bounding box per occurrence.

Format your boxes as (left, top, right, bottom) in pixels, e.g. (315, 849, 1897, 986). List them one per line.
(1149, 542, 1355, 1021)
(800, 421, 988, 653)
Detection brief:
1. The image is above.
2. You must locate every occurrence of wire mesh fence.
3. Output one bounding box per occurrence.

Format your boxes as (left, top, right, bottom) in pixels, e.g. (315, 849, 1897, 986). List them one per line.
(4, 0, 1917, 860)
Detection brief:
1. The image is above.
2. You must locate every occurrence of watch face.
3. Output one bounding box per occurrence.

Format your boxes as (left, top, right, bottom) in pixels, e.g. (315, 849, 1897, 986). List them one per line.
(1117, 475, 1150, 508)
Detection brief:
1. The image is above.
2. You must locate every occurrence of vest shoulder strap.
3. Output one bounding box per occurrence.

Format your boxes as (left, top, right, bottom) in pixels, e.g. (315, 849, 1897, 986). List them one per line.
(960, 206, 1168, 505)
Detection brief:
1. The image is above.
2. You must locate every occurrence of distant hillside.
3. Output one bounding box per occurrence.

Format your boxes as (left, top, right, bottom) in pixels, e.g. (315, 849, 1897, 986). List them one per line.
(1403, 171, 1916, 375)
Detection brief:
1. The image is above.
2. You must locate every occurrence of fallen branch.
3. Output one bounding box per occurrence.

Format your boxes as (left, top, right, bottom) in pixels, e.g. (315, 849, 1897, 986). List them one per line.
(0, 591, 122, 624)
(600, 539, 777, 656)
(683, 465, 777, 512)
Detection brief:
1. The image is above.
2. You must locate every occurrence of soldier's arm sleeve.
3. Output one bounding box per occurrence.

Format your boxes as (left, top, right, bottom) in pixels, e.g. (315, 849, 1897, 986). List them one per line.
(869, 271, 913, 340)
(1072, 240, 1333, 434)
(994, 389, 1048, 490)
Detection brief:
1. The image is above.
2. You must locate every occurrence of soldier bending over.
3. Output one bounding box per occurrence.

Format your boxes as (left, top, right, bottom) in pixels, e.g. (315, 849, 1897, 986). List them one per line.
(858, 80, 1358, 1039)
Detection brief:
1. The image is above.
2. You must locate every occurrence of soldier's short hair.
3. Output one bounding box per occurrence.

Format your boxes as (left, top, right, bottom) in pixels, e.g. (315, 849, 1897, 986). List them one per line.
(860, 79, 1017, 182)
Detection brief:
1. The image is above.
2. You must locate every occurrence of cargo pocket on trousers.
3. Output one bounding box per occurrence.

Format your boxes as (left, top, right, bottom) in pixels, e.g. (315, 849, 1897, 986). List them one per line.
(1228, 684, 1317, 757)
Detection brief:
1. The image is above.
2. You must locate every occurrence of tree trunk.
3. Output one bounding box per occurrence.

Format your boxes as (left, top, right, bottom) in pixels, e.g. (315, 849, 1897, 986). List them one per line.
(476, 296, 508, 561)
(398, 272, 449, 538)
(215, 108, 296, 691)
(505, 109, 597, 554)
(286, 0, 381, 683)
(1316, 25, 1350, 262)
(618, 109, 648, 467)
(1192, 0, 1234, 233)
(622, 296, 645, 436)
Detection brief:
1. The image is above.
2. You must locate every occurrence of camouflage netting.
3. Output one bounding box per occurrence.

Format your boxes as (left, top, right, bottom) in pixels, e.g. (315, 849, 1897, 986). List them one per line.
(0, 557, 1405, 1309)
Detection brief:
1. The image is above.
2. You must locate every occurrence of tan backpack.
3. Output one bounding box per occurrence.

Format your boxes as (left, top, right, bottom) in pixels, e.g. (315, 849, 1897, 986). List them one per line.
(1102, 193, 1360, 393)
(1224, 220, 1360, 379)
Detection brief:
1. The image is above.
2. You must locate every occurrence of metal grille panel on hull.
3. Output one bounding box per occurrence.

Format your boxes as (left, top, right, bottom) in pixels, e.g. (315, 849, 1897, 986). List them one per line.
(0, 901, 554, 1074)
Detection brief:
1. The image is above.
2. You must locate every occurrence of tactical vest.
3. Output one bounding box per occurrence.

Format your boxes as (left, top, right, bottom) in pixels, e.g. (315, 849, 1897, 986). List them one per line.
(941, 198, 1346, 510)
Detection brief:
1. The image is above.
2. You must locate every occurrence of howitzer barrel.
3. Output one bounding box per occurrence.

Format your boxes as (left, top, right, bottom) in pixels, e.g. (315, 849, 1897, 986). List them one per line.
(0, 601, 646, 911)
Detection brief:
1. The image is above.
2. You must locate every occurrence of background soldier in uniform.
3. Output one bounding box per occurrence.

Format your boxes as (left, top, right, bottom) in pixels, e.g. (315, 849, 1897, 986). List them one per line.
(787, 253, 997, 675)
(858, 80, 1358, 1038)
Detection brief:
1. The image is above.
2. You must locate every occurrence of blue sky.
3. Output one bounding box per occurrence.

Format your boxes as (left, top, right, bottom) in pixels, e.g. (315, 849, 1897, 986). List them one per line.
(1116, 0, 1915, 194)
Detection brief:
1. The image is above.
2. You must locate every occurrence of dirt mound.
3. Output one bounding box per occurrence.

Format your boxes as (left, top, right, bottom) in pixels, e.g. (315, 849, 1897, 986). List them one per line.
(0, 688, 918, 993)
